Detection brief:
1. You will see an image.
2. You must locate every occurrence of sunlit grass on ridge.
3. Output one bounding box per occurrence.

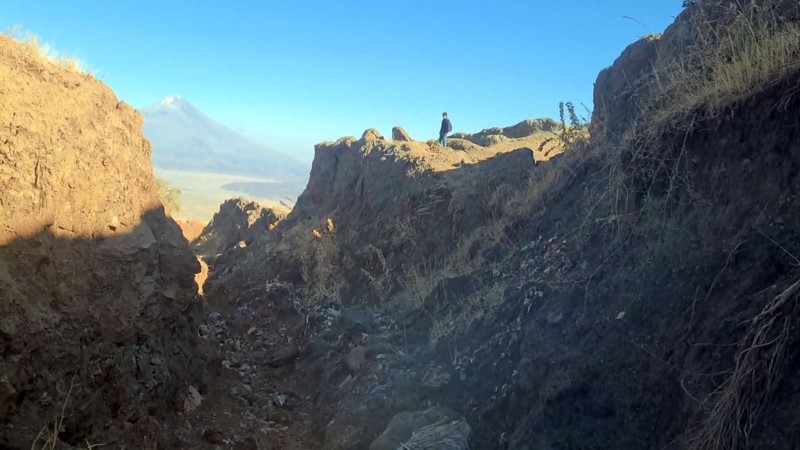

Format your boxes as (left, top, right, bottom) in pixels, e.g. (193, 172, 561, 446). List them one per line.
(3, 25, 89, 74)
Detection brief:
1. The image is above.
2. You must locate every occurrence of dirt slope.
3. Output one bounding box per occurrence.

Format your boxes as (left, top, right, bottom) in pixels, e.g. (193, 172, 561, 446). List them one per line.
(0, 35, 203, 448)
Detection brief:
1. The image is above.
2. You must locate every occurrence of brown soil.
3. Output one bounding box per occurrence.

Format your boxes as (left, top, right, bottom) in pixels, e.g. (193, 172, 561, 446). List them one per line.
(0, 35, 203, 448)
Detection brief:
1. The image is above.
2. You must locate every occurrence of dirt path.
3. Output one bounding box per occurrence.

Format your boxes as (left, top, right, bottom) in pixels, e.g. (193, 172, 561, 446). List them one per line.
(166, 305, 321, 449)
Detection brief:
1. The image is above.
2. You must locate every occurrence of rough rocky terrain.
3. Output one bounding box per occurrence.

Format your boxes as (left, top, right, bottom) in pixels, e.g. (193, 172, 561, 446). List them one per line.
(6, 1, 800, 449)
(192, 2, 800, 449)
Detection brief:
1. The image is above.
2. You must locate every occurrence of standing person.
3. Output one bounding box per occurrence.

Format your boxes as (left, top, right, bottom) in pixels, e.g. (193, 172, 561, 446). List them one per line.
(439, 112, 452, 147)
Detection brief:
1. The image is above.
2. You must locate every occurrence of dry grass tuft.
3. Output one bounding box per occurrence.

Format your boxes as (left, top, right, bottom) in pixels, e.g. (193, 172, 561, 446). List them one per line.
(30, 379, 102, 450)
(398, 259, 441, 310)
(296, 220, 345, 306)
(688, 278, 800, 450)
(5, 26, 89, 75)
(360, 244, 392, 299)
(429, 283, 506, 348)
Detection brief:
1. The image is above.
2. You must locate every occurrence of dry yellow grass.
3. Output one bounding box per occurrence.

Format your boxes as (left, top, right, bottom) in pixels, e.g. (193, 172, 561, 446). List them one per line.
(4, 26, 88, 74)
(651, 9, 800, 130)
(294, 221, 346, 306)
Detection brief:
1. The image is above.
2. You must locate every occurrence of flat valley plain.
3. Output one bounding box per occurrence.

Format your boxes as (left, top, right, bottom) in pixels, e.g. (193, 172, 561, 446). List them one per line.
(156, 168, 299, 221)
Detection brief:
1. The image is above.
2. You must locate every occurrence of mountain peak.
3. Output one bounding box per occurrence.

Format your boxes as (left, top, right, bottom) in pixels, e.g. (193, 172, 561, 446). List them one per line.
(141, 96, 308, 181)
(159, 95, 186, 107)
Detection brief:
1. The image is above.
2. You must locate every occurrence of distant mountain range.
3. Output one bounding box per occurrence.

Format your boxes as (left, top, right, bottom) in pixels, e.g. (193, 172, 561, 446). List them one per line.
(141, 96, 308, 182)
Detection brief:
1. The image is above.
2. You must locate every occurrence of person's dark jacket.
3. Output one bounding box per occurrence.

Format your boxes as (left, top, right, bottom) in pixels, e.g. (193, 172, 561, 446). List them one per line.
(440, 118, 452, 136)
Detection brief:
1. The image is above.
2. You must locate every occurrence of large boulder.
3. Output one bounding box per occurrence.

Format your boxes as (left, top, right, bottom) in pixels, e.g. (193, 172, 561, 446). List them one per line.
(392, 126, 412, 141)
(362, 128, 384, 142)
(370, 407, 469, 450)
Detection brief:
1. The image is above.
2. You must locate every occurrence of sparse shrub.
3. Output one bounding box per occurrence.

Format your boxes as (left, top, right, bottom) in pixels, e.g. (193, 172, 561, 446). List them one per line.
(428, 309, 455, 348)
(392, 217, 419, 249)
(298, 218, 345, 306)
(428, 283, 506, 349)
(399, 259, 440, 310)
(538, 102, 591, 157)
(155, 177, 182, 213)
(360, 244, 392, 299)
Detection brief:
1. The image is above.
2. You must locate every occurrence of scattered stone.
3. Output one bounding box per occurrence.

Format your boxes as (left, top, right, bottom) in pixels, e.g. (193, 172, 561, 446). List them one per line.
(273, 394, 289, 407)
(339, 309, 377, 334)
(234, 437, 259, 450)
(368, 381, 391, 397)
(208, 312, 225, 326)
(402, 419, 471, 450)
(346, 346, 367, 372)
(267, 344, 300, 368)
(392, 126, 412, 141)
(546, 310, 563, 324)
(182, 385, 203, 413)
(197, 323, 211, 336)
(202, 428, 226, 444)
(422, 366, 451, 389)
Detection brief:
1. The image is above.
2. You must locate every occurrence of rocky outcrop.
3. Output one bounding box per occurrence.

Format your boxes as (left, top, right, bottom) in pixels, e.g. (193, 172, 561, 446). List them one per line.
(591, 34, 660, 142)
(193, 198, 284, 256)
(452, 118, 558, 146)
(362, 128, 384, 142)
(391, 126, 412, 141)
(0, 35, 202, 447)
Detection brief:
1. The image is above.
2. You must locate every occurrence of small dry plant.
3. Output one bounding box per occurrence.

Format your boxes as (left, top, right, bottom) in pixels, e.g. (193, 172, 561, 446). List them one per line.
(360, 244, 392, 299)
(298, 221, 345, 306)
(31, 379, 102, 450)
(537, 102, 591, 158)
(687, 278, 800, 450)
(398, 259, 440, 310)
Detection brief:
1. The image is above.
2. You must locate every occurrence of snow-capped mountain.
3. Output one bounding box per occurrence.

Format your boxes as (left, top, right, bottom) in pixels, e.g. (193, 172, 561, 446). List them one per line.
(141, 96, 308, 181)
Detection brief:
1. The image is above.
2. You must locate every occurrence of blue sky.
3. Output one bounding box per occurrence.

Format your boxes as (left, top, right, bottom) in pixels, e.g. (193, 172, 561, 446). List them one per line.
(3, 1, 680, 163)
